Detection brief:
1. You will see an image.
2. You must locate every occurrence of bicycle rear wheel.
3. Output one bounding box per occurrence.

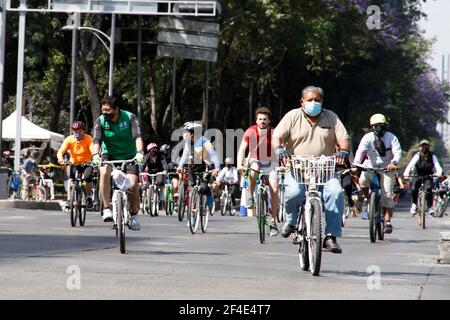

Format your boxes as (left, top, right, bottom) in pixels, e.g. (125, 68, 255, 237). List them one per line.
(70, 186, 78, 227)
(257, 191, 267, 244)
(177, 182, 186, 221)
(369, 192, 379, 243)
(116, 192, 126, 254)
(188, 189, 200, 234)
(201, 195, 209, 233)
(308, 198, 322, 276)
(140, 187, 147, 215)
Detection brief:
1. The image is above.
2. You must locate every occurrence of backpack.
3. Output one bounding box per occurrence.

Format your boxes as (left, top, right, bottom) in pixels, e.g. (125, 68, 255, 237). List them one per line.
(10, 172, 20, 191)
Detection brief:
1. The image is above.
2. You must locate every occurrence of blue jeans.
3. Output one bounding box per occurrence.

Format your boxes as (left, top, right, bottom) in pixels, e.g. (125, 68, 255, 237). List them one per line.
(284, 171, 344, 237)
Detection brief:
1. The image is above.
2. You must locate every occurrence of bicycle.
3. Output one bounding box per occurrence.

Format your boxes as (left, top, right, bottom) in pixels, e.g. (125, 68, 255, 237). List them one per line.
(176, 168, 190, 222)
(68, 164, 91, 227)
(163, 171, 177, 216)
(139, 172, 150, 215)
(407, 174, 435, 229)
(292, 155, 336, 276)
(434, 181, 449, 218)
(276, 166, 287, 223)
(220, 182, 234, 216)
(146, 172, 165, 217)
(244, 165, 271, 244)
(187, 169, 212, 234)
(353, 164, 389, 242)
(102, 159, 136, 254)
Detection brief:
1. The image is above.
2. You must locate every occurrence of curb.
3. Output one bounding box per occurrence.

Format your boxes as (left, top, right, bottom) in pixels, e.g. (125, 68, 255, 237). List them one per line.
(0, 199, 64, 211)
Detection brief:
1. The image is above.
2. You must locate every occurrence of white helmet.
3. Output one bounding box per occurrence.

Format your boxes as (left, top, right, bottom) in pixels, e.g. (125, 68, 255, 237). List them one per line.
(183, 121, 202, 132)
(224, 157, 232, 164)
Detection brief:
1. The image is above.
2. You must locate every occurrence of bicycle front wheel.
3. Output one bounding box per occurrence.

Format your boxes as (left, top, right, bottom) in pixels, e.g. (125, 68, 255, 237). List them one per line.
(201, 195, 209, 233)
(308, 198, 322, 276)
(369, 192, 379, 243)
(166, 187, 174, 215)
(188, 189, 200, 234)
(418, 190, 426, 229)
(436, 196, 448, 218)
(70, 186, 78, 227)
(116, 192, 126, 254)
(79, 188, 87, 226)
(257, 191, 267, 244)
(277, 188, 285, 223)
(177, 182, 186, 221)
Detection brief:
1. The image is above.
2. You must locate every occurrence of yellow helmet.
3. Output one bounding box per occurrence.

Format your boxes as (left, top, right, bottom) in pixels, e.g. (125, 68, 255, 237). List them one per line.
(370, 113, 387, 126)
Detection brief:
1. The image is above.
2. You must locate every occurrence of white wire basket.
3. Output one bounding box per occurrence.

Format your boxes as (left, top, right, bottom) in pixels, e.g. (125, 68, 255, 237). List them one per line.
(290, 155, 336, 186)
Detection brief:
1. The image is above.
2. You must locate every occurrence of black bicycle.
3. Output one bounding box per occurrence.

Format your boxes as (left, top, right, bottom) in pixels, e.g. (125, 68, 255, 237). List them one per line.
(68, 164, 90, 227)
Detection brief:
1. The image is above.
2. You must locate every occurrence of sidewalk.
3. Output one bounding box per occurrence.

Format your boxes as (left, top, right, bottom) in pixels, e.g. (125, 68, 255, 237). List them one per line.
(0, 199, 65, 211)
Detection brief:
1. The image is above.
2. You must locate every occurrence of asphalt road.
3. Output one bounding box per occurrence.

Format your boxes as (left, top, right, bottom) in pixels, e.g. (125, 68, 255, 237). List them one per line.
(0, 198, 450, 300)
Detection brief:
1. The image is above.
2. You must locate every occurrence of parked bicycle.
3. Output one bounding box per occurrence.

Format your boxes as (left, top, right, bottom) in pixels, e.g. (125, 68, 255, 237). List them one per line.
(292, 155, 336, 276)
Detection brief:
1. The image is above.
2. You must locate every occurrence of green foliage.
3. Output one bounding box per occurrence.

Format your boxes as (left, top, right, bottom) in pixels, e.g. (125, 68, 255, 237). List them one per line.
(1, 0, 448, 156)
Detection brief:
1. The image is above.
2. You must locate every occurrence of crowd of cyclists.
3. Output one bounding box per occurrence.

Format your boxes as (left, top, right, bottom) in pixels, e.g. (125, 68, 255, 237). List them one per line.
(2, 88, 450, 254)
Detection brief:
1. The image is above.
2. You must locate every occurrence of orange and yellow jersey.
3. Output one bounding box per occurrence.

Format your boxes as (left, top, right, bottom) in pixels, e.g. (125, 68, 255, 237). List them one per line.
(57, 134, 93, 165)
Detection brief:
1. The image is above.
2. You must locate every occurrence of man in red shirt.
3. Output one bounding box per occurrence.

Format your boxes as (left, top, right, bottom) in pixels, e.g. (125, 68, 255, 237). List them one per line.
(237, 107, 279, 236)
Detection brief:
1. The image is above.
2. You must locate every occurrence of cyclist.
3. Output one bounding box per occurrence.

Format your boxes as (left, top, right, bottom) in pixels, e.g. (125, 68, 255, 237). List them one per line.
(237, 106, 280, 236)
(177, 121, 220, 216)
(92, 95, 144, 230)
(57, 121, 94, 209)
(273, 85, 350, 253)
(354, 113, 402, 234)
(21, 151, 40, 200)
(403, 139, 443, 216)
(215, 157, 240, 215)
(39, 159, 56, 200)
(143, 142, 168, 190)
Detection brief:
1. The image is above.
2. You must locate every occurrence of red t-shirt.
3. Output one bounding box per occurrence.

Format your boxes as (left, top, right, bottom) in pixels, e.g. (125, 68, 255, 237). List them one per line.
(243, 125, 275, 163)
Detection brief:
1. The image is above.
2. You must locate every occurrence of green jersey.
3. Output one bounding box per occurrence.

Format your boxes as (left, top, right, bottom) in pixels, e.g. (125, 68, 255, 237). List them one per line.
(93, 109, 141, 160)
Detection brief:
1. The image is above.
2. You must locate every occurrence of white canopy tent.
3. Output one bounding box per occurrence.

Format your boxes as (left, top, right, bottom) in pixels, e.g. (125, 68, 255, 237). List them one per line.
(2, 111, 64, 151)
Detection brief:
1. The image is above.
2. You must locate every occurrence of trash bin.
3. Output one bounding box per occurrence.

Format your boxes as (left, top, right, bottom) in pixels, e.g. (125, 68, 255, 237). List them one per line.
(0, 167, 9, 199)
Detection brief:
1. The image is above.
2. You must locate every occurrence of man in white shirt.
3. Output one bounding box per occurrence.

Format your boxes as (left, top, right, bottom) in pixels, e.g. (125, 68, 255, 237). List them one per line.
(403, 139, 443, 216)
(354, 113, 402, 234)
(216, 157, 240, 215)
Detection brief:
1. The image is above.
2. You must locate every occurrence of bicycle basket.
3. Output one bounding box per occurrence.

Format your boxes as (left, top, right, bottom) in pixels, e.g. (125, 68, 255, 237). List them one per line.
(291, 155, 336, 186)
(112, 169, 132, 190)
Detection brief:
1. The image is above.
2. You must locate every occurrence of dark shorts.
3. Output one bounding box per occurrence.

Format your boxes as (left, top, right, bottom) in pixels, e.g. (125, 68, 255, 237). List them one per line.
(70, 165, 94, 182)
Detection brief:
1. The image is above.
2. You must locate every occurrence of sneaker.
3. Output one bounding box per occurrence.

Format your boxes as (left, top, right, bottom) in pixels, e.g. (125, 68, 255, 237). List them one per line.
(429, 208, 435, 217)
(231, 208, 237, 215)
(281, 223, 296, 238)
(64, 200, 70, 208)
(269, 223, 279, 237)
(361, 211, 369, 220)
(86, 197, 94, 210)
(384, 221, 393, 234)
(102, 208, 113, 222)
(323, 236, 342, 254)
(246, 197, 254, 209)
(410, 203, 417, 215)
(130, 215, 141, 230)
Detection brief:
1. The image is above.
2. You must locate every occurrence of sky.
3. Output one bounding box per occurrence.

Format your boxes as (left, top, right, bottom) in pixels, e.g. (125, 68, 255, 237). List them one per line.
(418, 0, 450, 80)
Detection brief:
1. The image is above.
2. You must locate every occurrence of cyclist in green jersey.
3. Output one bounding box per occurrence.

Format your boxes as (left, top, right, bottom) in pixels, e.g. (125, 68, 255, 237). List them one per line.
(92, 95, 145, 230)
